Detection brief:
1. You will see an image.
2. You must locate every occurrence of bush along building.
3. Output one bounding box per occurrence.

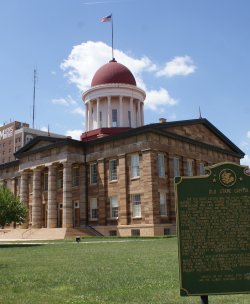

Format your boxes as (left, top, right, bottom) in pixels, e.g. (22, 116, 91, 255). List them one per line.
(0, 59, 245, 236)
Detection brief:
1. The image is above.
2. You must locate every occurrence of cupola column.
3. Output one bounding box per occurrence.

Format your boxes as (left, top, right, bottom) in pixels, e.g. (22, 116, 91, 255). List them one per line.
(107, 96, 111, 128)
(138, 100, 141, 127)
(96, 98, 100, 128)
(130, 97, 134, 128)
(141, 102, 144, 125)
(119, 96, 123, 127)
(85, 102, 89, 131)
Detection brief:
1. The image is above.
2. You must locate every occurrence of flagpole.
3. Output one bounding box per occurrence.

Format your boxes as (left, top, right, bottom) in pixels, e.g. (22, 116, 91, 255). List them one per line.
(111, 14, 114, 60)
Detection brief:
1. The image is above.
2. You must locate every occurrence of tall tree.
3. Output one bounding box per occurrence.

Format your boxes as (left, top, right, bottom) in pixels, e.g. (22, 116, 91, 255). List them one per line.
(0, 185, 28, 229)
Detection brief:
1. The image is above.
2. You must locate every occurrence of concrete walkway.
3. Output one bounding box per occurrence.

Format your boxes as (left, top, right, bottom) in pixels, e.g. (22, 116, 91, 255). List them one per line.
(0, 228, 67, 241)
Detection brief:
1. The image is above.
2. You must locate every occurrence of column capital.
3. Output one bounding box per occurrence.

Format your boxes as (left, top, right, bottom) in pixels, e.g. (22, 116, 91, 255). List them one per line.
(61, 161, 73, 168)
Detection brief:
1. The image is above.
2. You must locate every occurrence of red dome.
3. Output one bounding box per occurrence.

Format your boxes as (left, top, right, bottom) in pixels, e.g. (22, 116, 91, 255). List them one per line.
(91, 59, 136, 87)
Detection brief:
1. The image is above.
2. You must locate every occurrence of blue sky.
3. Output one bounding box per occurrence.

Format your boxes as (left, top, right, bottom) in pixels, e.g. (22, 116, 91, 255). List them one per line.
(0, 0, 250, 166)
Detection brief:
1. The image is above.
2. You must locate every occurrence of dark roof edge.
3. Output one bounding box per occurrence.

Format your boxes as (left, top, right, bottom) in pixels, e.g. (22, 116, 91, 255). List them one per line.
(0, 159, 20, 170)
(85, 118, 245, 157)
(15, 136, 84, 159)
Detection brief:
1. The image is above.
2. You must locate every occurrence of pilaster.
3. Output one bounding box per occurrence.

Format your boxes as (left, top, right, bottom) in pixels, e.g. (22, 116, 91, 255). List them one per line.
(79, 163, 86, 226)
(97, 158, 106, 225)
(142, 150, 159, 224)
(118, 154, 128, 225)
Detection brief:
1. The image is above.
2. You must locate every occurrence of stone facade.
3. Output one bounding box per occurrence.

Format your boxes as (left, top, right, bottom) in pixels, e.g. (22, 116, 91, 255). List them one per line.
(0, 119, 244, 236)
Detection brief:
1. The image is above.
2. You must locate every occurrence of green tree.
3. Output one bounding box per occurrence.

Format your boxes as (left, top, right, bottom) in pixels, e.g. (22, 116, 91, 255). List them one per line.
(0, 185, 28, 229)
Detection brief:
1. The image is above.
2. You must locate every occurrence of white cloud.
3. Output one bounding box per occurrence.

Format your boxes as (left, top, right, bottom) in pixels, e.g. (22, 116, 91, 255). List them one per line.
(61, 41, 195, 112)
(52, 95, 77, 107)
(247, 131, 250, 139)
(241, 154, 250, 167)
(65, 129, 83, 140)
(145, 88, 178, 111)
(71, 107, 85, 116)
(60, 41, 156, 92)
(156, 56, 196, 78)
(41, 126, 48, 132)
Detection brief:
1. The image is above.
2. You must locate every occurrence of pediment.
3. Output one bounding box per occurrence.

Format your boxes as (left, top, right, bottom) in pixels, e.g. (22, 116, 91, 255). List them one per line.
(15, 136, 65, 158)
(158, 119, 244, 156)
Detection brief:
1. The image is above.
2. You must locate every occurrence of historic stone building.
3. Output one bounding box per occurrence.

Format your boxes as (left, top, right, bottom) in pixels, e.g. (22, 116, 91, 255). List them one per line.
(0, 60, 245, 236)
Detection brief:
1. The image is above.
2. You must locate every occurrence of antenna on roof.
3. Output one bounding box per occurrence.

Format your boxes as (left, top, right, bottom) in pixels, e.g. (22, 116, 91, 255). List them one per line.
(199, 106, 202, 119)
(32, 69, 37, 128)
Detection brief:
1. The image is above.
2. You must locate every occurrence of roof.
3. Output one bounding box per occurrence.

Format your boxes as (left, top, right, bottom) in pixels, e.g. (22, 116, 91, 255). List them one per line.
(13, 119, 245, 160)
(91, 59, 136, 87)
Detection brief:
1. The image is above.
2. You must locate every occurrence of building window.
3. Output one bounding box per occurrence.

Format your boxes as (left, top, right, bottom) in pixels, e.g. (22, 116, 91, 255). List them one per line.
(164, 228, 171, 236)
(128, 111, 131, 127)
(57, 170, 63, 189)
(159, 192, 167, 216)
(109, 159, 118, 181)
(131, 154, 140, 178)
(158, 153, 165, 177)
(72, 166, 80, 187)
(173, 157, 179, 177)
(187, 159, 193, 176)
(90, 198, 98, 220)
(90, 163, 97, 184)
(200, 162, 205, 175)
(132, 194, 141, 218)
(110, 196, 119, 218)
(131, 229, 140, 236)
(109, 230, 117, 236)
(112, 109, 118, 127)
(43, 172, 48, 191)
(26, 135, 33, 143)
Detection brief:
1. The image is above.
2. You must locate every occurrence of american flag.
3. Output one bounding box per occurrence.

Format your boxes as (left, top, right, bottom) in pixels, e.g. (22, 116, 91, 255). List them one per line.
(100, 14, 112, 22)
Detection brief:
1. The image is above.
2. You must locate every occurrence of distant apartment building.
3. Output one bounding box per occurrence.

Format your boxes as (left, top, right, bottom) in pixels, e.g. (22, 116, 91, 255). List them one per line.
(0, 121, 65, 164)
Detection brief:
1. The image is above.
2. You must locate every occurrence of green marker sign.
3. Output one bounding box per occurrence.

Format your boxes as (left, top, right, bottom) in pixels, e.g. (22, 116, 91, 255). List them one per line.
(175, 162, 250, 296)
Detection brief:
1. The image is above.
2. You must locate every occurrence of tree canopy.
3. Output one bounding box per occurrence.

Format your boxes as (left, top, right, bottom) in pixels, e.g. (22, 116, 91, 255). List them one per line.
(0, 185, 28, 229)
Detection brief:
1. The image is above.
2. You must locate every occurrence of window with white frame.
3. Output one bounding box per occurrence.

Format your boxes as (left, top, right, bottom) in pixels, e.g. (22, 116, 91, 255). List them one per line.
(57, 170, 63, 189)
(112, 109, 118, 127)
(173, 157, 179, 177)
(43, 172, 48, 191)
(159, 192, 167, 216)
(110, 196, 119, 218)
(90, 198, 98, 220)
(109, 159, 118, 181)
(90, 163, 97, 184)
(132, 194, 141, 218)
(187, 159, 193, 176)
(200, 162, 205, 175)
(131, 154, 140, 178)
(72, 166, 80, 187)
(158, 153, 165, 177)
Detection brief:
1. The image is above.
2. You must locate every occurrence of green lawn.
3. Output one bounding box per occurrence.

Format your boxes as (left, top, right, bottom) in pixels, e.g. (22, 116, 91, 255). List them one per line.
(0, 237, 249, 304)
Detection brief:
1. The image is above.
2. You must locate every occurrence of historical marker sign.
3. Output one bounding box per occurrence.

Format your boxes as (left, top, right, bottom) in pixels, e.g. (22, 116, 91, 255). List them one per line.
(175, 162, 250, 296)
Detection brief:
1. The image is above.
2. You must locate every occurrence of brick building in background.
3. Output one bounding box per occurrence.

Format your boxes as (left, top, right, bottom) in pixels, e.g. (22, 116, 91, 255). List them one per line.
(0, 59, 245, 236)
(0, 121, 65, 165)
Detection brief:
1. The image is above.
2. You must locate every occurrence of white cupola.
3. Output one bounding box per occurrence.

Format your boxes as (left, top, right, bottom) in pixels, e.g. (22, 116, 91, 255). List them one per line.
(82, 59, 146, 135)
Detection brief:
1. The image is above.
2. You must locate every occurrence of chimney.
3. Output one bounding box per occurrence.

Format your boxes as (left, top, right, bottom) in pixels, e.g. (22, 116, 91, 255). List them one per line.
(159, 118, 167, 123)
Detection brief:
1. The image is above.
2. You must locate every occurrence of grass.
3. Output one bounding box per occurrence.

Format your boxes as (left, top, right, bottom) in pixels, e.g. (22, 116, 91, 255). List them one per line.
(0, 237, 250, 304)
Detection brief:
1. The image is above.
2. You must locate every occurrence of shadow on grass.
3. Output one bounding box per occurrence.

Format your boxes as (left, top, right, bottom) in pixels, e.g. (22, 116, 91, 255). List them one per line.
(0, 244, 44, 248)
